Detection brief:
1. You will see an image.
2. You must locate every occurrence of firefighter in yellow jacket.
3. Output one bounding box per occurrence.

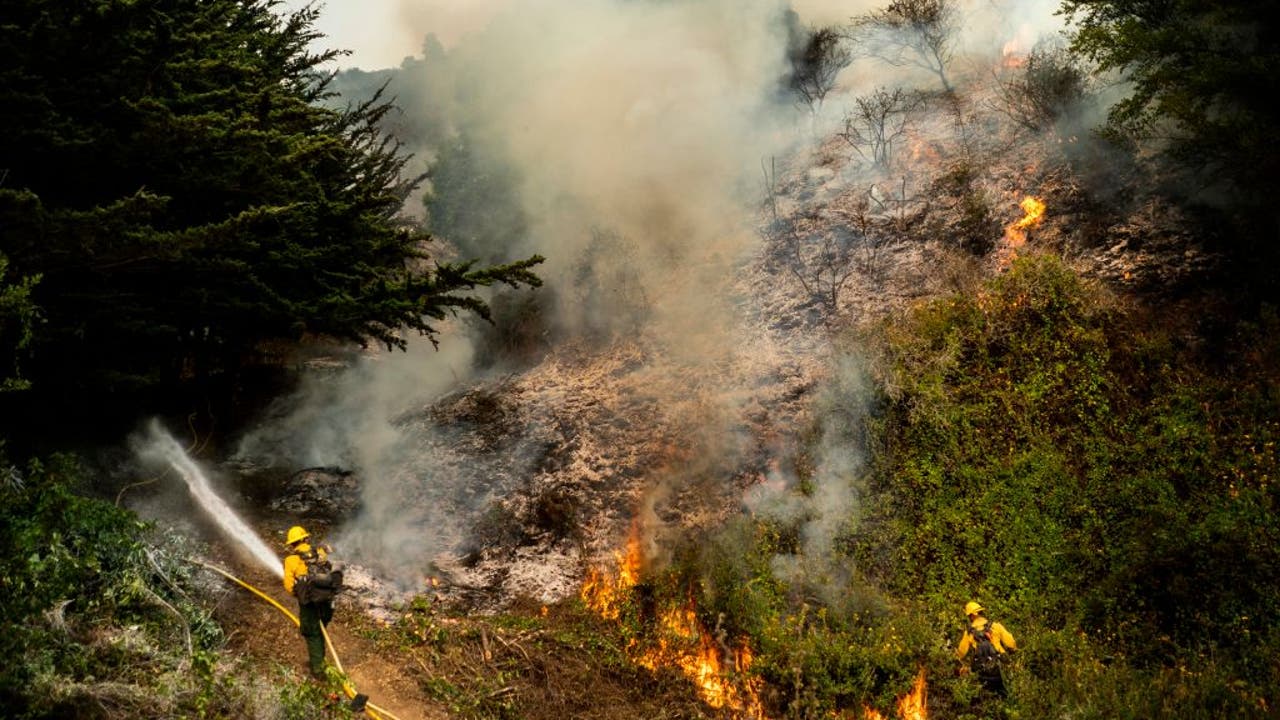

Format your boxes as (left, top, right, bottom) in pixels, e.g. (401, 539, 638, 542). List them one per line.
(282, 525, 339, 679)
(956, 601, 1017, 697)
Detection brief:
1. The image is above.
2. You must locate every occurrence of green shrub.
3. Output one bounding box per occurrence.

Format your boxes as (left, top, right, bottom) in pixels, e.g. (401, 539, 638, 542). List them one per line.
(844, 251, 1279, 714)
(0, 451, 333, 719)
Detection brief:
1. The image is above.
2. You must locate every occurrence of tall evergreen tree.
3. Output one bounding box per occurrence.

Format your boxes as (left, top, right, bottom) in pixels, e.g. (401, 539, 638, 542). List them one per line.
(0, 0, 541, 404)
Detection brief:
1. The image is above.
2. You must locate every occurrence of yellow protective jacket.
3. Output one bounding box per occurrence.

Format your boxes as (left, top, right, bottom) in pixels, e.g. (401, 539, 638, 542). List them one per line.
(282, 542, 327, 596)
(956, 616, 1017, 660)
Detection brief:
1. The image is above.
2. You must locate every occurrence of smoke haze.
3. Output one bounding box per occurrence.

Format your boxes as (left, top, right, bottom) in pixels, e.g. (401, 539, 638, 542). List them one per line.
(246, 0, 1074, 590)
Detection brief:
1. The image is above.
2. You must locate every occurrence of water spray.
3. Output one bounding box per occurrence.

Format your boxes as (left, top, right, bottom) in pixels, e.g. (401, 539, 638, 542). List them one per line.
(143, 420, 283, 578)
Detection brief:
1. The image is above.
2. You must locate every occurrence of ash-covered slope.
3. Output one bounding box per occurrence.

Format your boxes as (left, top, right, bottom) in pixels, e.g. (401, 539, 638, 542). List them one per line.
(230, 5, 1217, 621)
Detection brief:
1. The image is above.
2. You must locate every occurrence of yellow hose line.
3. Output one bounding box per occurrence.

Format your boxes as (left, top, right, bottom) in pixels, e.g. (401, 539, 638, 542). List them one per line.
(319, 623, 346, 674)
(189, 559, 407, 720)
(193, 559, 300, 624)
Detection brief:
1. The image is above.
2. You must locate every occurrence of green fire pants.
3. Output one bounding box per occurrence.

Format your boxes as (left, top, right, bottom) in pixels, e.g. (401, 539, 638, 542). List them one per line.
(298, 600, 334, 678)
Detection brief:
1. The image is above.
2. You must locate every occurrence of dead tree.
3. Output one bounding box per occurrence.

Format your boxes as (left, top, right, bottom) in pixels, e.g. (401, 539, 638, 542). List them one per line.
(788, 25, 853, 115)
(992, 39, 1094, 132)
(867, 175, 928, 246)
(761, 169, 899, 323)
(832, 193, 885, 277)
(770, 210, 861, 323)
(838, 87, 921, 168)
(847, 0, 958, 93)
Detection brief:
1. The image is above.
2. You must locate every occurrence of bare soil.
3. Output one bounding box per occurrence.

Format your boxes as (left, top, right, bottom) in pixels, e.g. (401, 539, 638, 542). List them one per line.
(207, 559, 448, 720)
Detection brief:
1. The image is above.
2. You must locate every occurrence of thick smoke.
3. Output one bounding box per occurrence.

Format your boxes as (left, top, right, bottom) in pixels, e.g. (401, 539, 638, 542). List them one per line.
(247, 0, 833, 587)
(232, 334, 477, 585)
(244, 0, 1079, 592)
(417, 0, 807, 340)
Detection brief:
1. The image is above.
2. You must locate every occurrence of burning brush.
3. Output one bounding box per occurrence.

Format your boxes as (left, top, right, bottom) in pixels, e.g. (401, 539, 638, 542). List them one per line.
(998, 195, 1046, 267)
(581, 521, 766, 717)
(582, 520, 931, 719)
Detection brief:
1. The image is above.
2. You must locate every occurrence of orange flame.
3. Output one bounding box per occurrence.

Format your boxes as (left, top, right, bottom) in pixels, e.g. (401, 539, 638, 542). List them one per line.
(1000, 23, 1034, 68)
(862, 670, 928, 720)
(580, 521, 644, 620)
(582, 522, 766, 717)
(635, 603, 767, 717)
(999, 195, 1046, 266)
(1000, 47, 1027, 68)
(896, 670, 927, 720)
(1005, 195, 1046, 246)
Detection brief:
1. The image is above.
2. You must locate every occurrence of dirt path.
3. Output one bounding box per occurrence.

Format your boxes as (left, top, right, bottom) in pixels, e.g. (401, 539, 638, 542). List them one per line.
(208, 560, 451, 720)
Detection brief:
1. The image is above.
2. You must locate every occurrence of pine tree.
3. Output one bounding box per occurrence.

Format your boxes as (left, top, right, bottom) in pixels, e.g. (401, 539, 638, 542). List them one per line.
(0, 0, 541, 401)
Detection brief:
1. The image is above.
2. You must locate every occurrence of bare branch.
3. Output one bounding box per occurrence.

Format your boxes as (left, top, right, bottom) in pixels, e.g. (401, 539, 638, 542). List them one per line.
(847, 0, 958, 92)
(788, 25, 853, 114)
(838, 87, 923, 169)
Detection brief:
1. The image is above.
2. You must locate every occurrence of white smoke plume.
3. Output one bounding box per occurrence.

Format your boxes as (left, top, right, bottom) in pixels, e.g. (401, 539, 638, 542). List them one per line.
(247, 0, 824, 588)
(744, 352, 872, 598)
(245, 0, 1076, 591)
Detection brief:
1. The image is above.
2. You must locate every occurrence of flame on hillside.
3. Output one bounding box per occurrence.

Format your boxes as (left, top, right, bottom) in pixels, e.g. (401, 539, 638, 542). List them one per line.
(896, 670, 927, 720)
(582, 518, 927, 720)
(1000, 47, 1027, 69)
(1000, 24, 1034, 68)
(580, 520, 643, 620)
(999, 195, 1046, 266)
(581, 521, 766, 717)
(637, 602, 767, 717)
(860, 669, 928, 720)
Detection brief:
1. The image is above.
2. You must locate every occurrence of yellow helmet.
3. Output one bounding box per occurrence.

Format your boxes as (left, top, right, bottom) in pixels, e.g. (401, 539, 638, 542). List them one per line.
(286, 525, 310, 546)
(964, 601, 984, 616)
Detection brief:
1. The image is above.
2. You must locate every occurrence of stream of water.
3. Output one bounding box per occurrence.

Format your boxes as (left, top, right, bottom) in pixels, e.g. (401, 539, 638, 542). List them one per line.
(145, 420, 284, 578)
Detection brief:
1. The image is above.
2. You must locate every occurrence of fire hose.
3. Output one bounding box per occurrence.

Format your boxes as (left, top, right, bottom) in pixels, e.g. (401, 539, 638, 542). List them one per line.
(189, 559, 405, 720)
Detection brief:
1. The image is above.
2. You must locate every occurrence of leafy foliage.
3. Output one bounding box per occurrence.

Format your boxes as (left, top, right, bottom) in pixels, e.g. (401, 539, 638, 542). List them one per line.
(0, 253, 40, 391)
(0, 0, 541, 398)
(620, 253, 1278, 718)
(849, 252, 1278, 715)
(425, 130, 532, 266)
(994, 39, 1095, 132)
(1059, 0, 1280, 284)
(0, 450, 336, 719)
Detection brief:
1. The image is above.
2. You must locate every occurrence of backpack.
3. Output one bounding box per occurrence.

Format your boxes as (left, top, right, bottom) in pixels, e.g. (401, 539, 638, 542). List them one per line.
(969, 622, 1002, 672)
(293, 547, 343, 604)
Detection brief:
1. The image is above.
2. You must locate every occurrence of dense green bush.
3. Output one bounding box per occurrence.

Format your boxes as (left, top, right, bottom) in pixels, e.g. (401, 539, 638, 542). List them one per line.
(847, 252, 1279, 716)
(0, 0, 542, 405)
(0, 451, 331, 719)
(645, 252, 1278, 718)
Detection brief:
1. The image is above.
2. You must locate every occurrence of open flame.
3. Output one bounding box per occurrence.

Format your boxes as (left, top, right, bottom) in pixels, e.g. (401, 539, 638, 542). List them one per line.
(580, 520, 644, 620)
(636, 603, 767, 717)
(1005, 195, 1046, 247)
(999, 195, 1046, 266)
(1000, 46, 1028, 68)
(581, 521, 766, 717)
(582, 522, 926, 720)
(895, 670, 927, 720)
(861, 669, 928, 720)
(1000, 23, 1034, 68)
